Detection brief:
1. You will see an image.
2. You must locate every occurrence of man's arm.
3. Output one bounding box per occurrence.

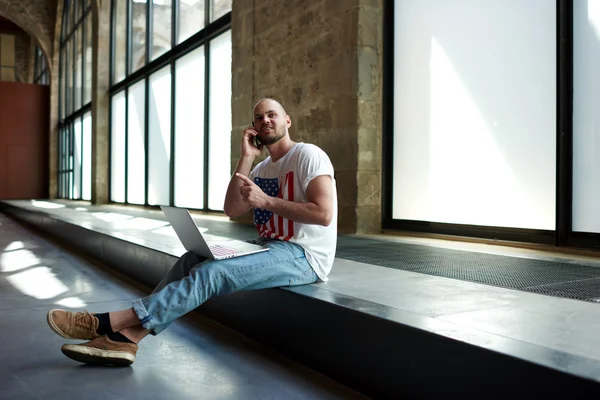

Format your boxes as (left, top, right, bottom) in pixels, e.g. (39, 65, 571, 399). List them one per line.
(236, 174, 334, 226)
(224, 127, 264, 218)
(223, 155, 255, 217)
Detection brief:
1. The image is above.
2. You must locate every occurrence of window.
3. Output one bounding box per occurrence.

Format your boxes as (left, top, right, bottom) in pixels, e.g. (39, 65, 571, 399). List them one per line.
(33, 46, 49, 85)
(384, 0, 556, 240)
(110, 0, 232, 211)
(0, 34, 16, 82)
(58, 0, 93, 200)
(384, 0, 600, 249)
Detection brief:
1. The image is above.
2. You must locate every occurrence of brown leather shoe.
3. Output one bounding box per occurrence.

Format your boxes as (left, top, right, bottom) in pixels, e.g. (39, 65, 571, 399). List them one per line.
(47, 309, 100, 340)
(61, 335, 138, 366)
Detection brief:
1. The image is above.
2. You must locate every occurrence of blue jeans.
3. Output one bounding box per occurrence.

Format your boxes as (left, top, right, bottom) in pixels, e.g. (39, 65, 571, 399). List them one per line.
(132, 238, 319, 335)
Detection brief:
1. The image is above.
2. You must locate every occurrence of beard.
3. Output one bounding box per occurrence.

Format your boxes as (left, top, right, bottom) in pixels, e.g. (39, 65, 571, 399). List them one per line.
(258, 125, 286, 145)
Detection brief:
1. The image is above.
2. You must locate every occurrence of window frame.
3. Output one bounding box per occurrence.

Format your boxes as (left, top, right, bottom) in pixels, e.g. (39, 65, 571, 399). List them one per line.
(34, 46, 49, 85)
(382, 0, 600, 250)
(109, 0, 232, 211)
(58, 0, 93, 201)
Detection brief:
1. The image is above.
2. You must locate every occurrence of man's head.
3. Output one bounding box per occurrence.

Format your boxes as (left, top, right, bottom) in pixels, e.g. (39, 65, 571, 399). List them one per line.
(252, 98, 291, 146)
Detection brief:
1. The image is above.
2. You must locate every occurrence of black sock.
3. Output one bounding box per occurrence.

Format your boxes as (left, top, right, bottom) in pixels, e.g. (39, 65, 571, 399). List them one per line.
(107, 331, 135, 344)
(95, 313, 112, 336)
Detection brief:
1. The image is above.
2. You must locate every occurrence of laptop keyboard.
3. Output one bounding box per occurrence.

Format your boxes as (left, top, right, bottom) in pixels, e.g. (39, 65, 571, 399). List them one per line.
(209, 244, 241, 256)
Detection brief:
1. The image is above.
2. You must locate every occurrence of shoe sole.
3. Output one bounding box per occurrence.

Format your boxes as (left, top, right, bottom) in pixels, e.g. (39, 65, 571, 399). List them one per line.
(61, 344, 135, 366)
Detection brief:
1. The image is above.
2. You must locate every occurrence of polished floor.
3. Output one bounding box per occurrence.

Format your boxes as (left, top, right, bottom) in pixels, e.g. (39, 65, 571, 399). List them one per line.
(4, 199, 600, 389)
(0, 212, 366, 400)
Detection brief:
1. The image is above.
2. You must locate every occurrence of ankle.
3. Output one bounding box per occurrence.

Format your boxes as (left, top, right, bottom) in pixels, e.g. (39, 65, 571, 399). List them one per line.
(95, 313, 113, 336)
(107, 331, 135, 344)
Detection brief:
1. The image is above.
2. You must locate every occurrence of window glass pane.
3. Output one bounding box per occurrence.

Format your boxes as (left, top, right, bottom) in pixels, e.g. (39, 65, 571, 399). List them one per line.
(210, 0, 231, 22)
(60, 49, 66, 118)
(83, 112, 92, 201)
(148, 66, 171, 205)
(111, 92, 127, 202)
(178, 0, 204, 44)
(127, 80, 146, 204)
(67, 38, 73, 114)
(74, 118, 82, 199)
(152, 0, 172, 60)
(392, 0, 556, 229)
(70, 1, 75, 35)
(131, 0, 147, 74)
(84, 17, 92, 105)
(68, 124, 74, 199)
(76, 0, 82, 20)
(573, 0, 600, 233)
(34, 50, 39, 77)
(174, 46, 204, 208)
(114, 0, 127, 83)
(208, 30, 231, 211)
(74, 26, 83, 111)
(65, 2, 71, 34)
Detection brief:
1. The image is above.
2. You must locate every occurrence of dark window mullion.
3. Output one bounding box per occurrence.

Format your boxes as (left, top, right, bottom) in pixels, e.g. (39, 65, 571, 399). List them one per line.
(203, 40, 210, 211)
(57, 129, 61, 197)
(145, 0, 151, 205)
(147, 0, 152, 65)
(80, 116, 84, 200)
(172, 0, 178, 48)
(206, 0, 210, 27)
(169, 61, 175, 206)
(82, 17, 86, 107)
(556, 0, 574, 246)
(110, 0, 115, 87)
(69, 123, 74, 199)
(144, 77, 149, 205)
(125, 87, 129, 204)
(127, 0, 132, 76)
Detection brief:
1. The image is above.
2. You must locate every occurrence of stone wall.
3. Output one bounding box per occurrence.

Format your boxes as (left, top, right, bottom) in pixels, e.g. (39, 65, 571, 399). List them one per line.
(13, 30, 29, 82)
(0, 0, 56, 62)
(231, 0, 382, 234)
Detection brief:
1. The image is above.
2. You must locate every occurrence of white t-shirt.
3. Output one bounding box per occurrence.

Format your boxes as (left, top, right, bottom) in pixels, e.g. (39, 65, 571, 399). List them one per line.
(250, 143, 338, 281)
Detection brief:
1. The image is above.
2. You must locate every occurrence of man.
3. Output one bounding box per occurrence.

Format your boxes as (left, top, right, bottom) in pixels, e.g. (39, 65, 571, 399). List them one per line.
(46, 98, 338, 365)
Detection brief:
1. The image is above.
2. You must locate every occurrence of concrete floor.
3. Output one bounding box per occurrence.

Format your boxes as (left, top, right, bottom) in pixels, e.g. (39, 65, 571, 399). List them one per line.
(0, 212, 366, 400)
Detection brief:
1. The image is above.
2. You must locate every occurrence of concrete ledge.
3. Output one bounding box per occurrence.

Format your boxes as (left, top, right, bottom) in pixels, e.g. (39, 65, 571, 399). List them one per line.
(3, 200, 600, 398)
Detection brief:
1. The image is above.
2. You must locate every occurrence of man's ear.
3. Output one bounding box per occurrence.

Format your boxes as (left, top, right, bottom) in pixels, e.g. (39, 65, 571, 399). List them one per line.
(286, 115, 292, 129)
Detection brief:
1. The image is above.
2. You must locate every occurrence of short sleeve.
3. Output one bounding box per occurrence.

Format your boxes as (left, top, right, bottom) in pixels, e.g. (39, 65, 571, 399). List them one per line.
(300, 145, 335, 193)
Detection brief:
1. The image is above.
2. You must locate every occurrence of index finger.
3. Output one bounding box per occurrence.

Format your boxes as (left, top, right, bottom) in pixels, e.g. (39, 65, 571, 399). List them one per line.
(235, 173, 254, 185)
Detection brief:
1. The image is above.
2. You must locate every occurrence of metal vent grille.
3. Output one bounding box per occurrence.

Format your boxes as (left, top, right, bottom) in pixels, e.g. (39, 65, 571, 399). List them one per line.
(335, 239, 600, 302)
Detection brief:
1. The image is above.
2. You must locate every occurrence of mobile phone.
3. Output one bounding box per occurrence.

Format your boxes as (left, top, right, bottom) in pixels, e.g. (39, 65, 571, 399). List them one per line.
(251, 121, 261, 148)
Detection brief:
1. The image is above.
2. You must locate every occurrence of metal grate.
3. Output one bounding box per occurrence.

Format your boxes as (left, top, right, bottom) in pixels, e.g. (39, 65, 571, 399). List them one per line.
(335, 239, 600, 302)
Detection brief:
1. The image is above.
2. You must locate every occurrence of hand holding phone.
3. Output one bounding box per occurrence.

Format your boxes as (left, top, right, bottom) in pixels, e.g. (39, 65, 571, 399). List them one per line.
(241, 122, 262, 157)
(251, 121, 262, 149)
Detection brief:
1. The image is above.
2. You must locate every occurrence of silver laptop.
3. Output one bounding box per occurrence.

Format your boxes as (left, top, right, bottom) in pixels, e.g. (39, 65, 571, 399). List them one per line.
(160, 206, 269, 260)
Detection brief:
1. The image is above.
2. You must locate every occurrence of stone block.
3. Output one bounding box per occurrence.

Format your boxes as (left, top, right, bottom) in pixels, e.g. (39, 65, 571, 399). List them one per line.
(357, 4, 381, 48)
(357, 46, 379, 98)
(332, 169, 357, 207)
(357, 170, 380, 207)
(357, 127, 381, 171)
(322, 0, 358, 20)
(356, 205, 381, 234)
(337, 204, 357, 234)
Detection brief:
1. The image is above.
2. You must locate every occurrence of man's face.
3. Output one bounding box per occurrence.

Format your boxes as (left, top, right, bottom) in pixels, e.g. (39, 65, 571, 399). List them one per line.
(253, 100, 289, 145)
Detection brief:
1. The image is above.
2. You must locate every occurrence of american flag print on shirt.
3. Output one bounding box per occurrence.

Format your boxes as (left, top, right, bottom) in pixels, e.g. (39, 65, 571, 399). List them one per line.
(253, 171, 295, 241)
